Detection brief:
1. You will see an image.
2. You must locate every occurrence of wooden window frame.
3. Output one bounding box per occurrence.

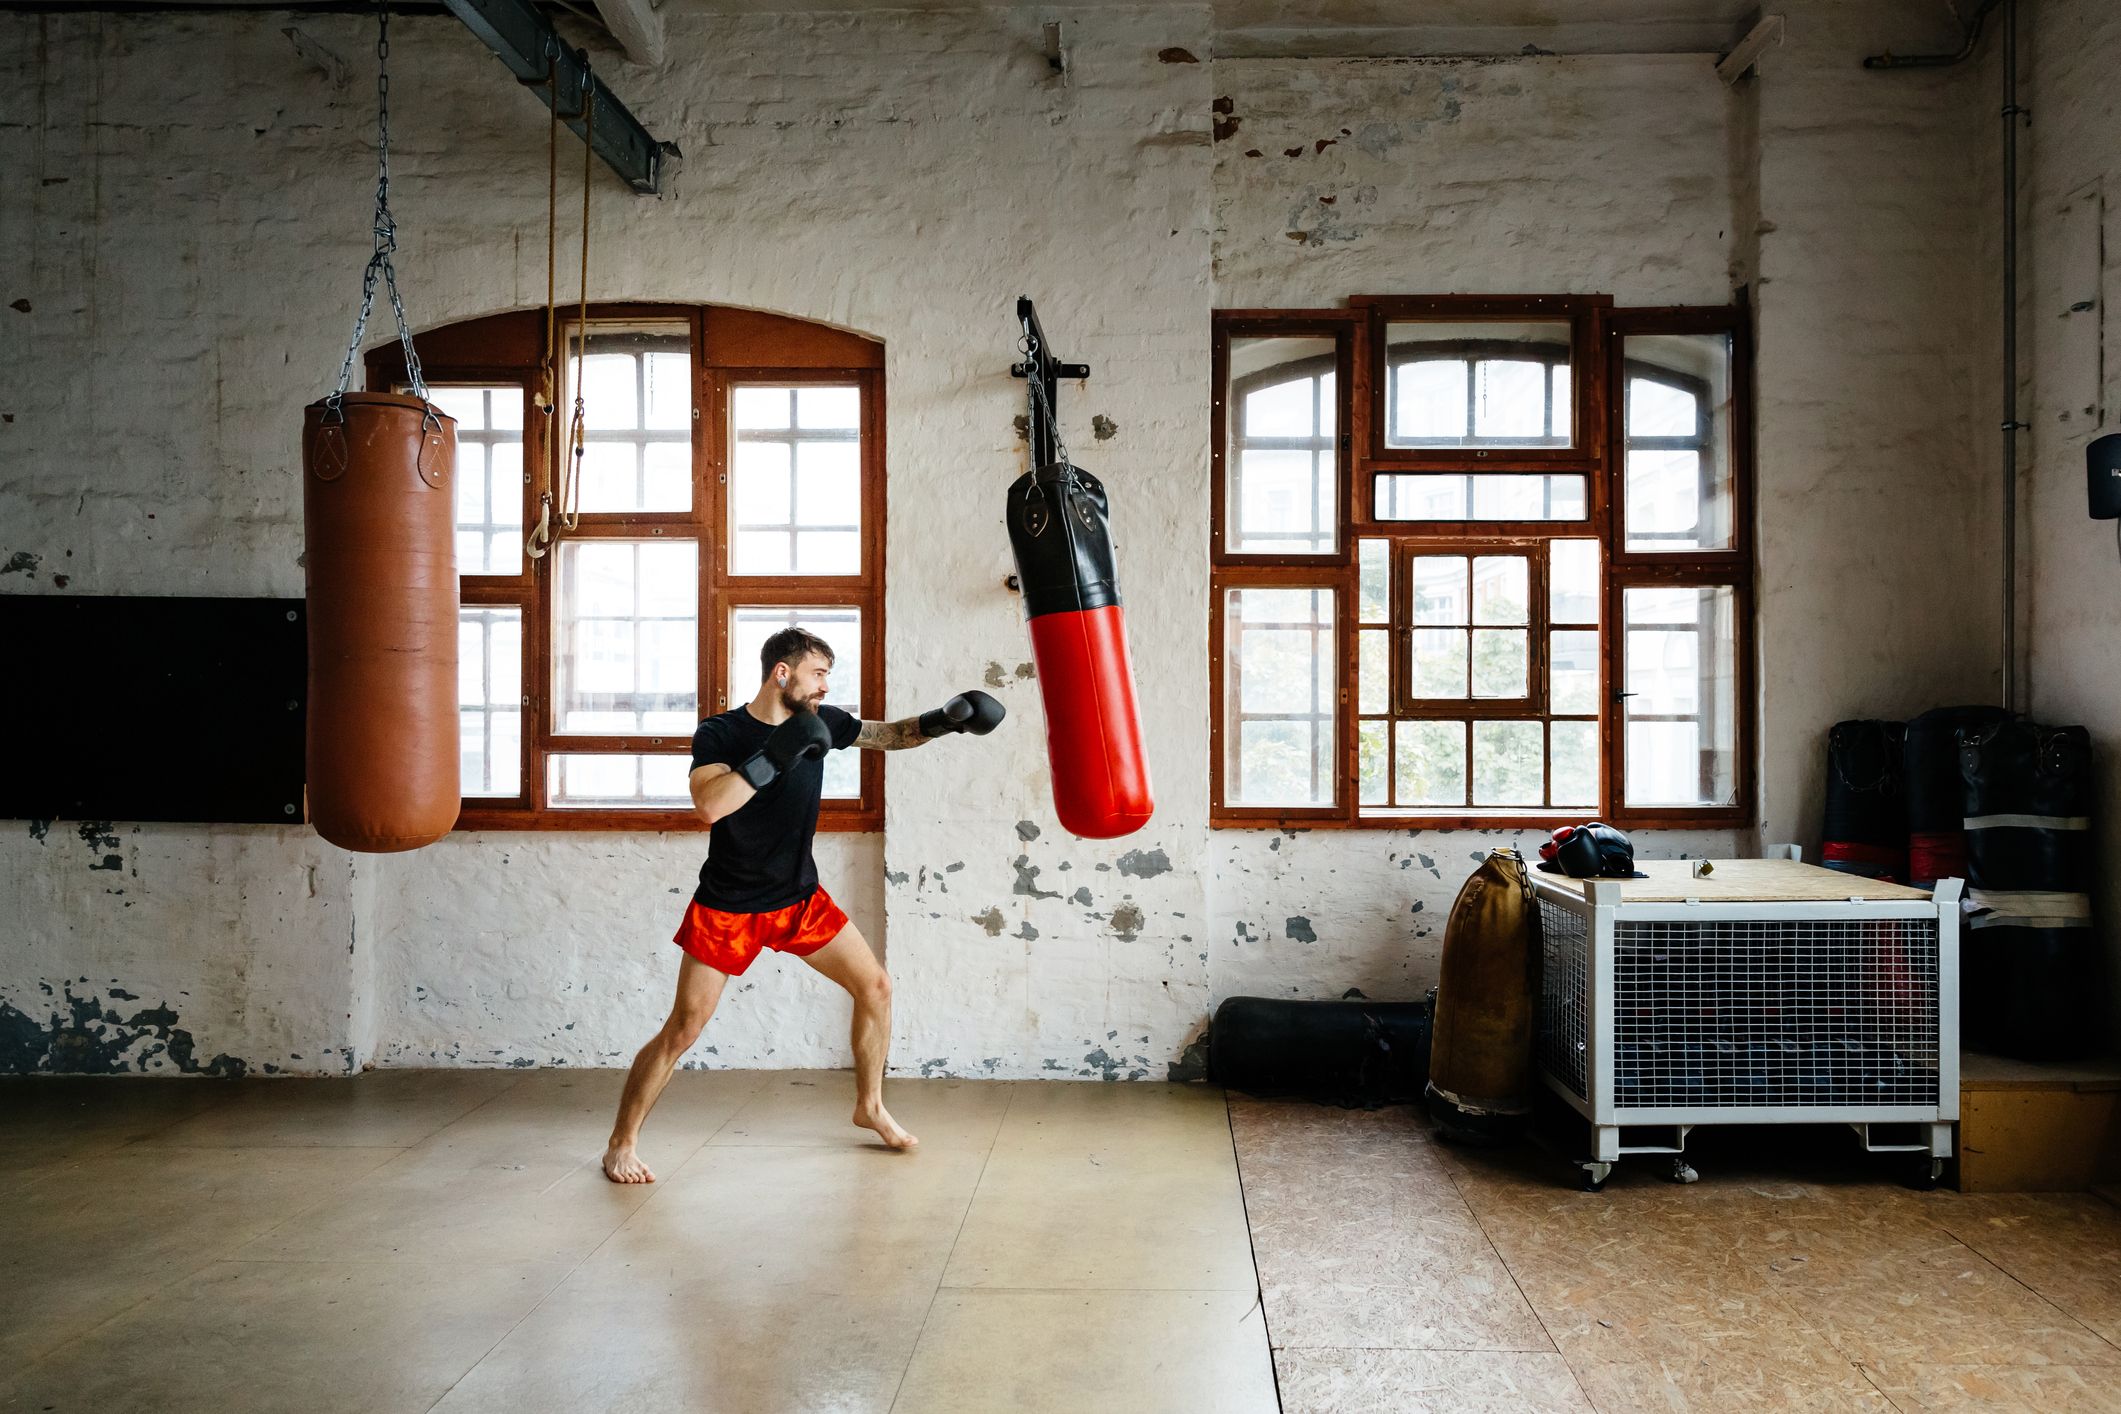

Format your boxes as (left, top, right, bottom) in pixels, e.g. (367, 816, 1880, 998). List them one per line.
(367, 303, 886, 832)
(1210, 296, 1753, 831)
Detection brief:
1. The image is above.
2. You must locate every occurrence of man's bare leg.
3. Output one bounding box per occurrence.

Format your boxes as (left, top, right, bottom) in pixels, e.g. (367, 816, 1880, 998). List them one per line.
(603, 954, 729, 1183)
(800, 924, 917, 1151)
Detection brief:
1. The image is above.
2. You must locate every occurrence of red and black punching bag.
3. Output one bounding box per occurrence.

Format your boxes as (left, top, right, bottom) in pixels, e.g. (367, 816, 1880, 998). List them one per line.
(302, 393, 461, 852)
(1007, 461, 1154, 839)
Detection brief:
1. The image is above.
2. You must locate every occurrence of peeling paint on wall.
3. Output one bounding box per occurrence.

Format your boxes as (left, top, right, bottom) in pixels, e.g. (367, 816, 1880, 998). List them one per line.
(0, 987, 245, 1076)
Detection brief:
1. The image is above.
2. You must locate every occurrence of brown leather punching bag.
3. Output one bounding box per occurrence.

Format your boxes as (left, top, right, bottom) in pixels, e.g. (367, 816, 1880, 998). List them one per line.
(1426, 847, 1539, 1143)
(302, 393, 460, 852)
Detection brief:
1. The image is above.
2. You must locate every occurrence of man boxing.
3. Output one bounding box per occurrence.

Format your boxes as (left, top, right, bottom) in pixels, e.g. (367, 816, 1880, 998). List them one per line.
(603, 627, 1003, 1183)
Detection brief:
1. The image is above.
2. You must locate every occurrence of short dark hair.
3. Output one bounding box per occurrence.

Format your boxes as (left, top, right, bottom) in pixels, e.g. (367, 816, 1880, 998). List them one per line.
(761, 626, 835, 682)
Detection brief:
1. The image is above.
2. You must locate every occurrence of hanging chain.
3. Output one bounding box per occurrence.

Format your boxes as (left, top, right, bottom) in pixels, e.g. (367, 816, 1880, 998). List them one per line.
(328, 0, 427, 416)
(1018, 330, 1072, 470)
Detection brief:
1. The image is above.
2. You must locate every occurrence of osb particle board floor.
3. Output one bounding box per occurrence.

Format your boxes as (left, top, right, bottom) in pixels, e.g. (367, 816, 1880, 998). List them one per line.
(3, 1073, 2119, 1414)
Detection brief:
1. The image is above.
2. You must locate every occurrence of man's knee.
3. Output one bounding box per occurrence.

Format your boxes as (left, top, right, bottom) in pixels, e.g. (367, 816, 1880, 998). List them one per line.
(666, 1007, 712, 1049)
(860, 969, 892, 1010)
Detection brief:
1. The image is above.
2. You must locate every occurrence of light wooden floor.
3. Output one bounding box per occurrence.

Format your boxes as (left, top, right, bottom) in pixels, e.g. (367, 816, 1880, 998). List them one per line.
(1235, 1097, 2121, 1413)
(6, 1073, 2121, 1412)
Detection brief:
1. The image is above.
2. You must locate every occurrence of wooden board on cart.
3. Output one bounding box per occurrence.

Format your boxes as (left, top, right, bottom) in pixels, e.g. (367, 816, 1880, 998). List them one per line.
(1532, 858, 1932, 904)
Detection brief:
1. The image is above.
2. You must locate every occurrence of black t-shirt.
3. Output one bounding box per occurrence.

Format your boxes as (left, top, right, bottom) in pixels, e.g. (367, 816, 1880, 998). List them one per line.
(689, 704, 860, 912)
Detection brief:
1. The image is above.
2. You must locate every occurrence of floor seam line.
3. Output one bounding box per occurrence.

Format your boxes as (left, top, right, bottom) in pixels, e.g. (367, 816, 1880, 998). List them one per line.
(1224, 1091, 1287, 1414)
(884, 1079, 1014, 1414)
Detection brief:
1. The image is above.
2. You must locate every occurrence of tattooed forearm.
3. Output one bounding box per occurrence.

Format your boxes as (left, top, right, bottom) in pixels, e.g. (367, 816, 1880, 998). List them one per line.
(854, 717, 929, 751)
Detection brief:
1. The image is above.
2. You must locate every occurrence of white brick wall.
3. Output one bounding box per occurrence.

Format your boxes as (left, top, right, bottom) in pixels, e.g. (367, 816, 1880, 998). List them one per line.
(1, 3, 2036, 1077)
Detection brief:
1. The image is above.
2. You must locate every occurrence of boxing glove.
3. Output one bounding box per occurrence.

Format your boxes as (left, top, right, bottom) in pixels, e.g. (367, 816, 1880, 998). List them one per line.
(919, 690, 1006, 739)
(736, 710, 835, 789)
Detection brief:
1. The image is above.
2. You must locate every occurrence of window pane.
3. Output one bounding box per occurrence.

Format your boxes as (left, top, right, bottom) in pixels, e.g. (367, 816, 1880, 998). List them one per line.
(1395, 720, 1466, 806)
(1358, 720, 1388, 805)
(1550, 630, 1600, 714)
(1473, 720, 1543, 806)
(729, 606, 863, 799)
(733, 384, 863, 575)
(1550, 539, 1600, 624)
(1226, 335, 1337, 554)
(1471, 556, 1527, 625)
(1358, 629, 1389, 713)
(1624, 332, 1734, 552)
(1623, 585, 1738, 806)
(1410, 628, 1467, 699)
(1385, 320, 1572, 449)
(1357, 539, 1389, 623)
(1411, 556, 1467, 626)
(1224, 587, 1334, 806)
(458, 607, 521, 798)
(564, 321, 693, 513)
(1470, 629, 1528, 698)
(1375, 474, 1586, 522)
(437, 385, 525, 576)
(1550, 720, 1599, 807)
(554, 539, 699, 734)
(547, 754, 692, 809)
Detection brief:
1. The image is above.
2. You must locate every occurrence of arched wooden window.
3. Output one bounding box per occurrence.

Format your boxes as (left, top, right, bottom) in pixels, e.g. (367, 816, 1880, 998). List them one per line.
(367, 304, 885, 830)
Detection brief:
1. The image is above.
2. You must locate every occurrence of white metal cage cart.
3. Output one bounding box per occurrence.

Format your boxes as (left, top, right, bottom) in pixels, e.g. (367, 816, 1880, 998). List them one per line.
(1533, 851, 1961, 1190)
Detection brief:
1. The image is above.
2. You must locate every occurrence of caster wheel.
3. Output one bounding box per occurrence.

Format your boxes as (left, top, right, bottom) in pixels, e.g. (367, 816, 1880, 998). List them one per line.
(1907, 1158, 1942, 1191)
(1577, 1162, 1611, 1193)
(1667, 1159, 1699, 1185)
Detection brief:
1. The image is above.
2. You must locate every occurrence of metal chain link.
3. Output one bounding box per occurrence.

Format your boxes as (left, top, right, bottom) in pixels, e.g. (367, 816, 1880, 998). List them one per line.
(1019, 330, 1072, 470)
(328, 0, 427, 416)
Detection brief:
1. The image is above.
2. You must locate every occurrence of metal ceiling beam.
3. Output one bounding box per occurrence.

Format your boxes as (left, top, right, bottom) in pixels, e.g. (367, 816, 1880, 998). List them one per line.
(442, 0, 679, 195)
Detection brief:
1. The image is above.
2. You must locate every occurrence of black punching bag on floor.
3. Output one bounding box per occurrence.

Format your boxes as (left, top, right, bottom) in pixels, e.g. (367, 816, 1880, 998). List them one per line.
(1958, 720, 2097, 1059)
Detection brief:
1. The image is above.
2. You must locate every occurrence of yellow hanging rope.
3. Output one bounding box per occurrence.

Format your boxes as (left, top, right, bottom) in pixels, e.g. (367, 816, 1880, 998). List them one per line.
(526, 52, 562, 562)
(558, 73, 594, 537)
(526, 53, 594, 559)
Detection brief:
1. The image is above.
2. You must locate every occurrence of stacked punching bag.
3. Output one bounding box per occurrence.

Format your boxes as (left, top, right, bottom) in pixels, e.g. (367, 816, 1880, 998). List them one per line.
(1822, 720, 1908, 881)
(1006, 461, 1154, 839)
(302, 395, 461, 852)
(1959, 721, 2097, 1059)
(1426, 848, 1540, 1143)
(1904, 706, 2009, 888)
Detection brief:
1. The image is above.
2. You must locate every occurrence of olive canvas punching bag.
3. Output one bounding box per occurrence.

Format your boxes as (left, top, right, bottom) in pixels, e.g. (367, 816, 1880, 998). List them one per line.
(1007, 461, 1154, 839)
(302, 394, 461, 852)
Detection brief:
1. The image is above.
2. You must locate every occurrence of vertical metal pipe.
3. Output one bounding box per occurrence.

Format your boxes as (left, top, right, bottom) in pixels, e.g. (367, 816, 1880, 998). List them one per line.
(2001, 0, 2020, 712)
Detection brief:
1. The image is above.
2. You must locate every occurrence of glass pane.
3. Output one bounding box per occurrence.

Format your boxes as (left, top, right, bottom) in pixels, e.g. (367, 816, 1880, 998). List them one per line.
(733, 384, 863, 575)
(1550, 539, 1600, 624)
(564, 321, 693, 513)
(1624, 332, 1734, 552)
(1623, 585, 1738, 806)
(1473, 720, 1543, 807)
(1375, 474, 1586, 522)
(1550, 720, 1599, 808)
(728, 606, 862, 799)
(1550, 630, 1600, 714)
(1357, 539, 1389, 623)
(1358, 720, 1388, 805)
(1471, 556, 1528, 625)
(1223, 587, 1334, 806)
(1411, 556, 1467, 626)
(1358, 629, 1389, 713)
(1470, 629, 1528, 698)
(1226, 335, 1337, 554)
(554, 539, 699, 734)
(547, 754, 692, 809)
(1410, 628, 1467, 699)
(457, 607, 522, 798)
(438, 386, 525, 576)
(1386, 320, 1573, 448)
(1395, 720, 1466, 807)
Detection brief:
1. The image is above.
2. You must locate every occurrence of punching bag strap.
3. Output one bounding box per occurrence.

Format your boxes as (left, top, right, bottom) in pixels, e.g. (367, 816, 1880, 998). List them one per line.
(416, 403, 449, 490)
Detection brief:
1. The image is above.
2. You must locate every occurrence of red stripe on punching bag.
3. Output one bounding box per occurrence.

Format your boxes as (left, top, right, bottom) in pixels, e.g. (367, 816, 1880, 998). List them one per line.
(1026, 605, 1154, 840)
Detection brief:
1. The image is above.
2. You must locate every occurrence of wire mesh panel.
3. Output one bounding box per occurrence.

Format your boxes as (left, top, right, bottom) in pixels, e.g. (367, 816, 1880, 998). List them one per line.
(1537, 899, 1590, 1101)
(1608, 918, 1941, 1109)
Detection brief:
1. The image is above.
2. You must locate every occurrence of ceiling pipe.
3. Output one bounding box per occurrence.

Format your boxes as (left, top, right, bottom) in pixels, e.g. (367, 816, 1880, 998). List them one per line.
(1865, 0, 2026, 714)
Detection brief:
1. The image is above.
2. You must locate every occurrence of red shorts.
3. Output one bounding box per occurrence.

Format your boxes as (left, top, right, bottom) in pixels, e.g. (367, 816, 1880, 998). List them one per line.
(673, 887, 848, 977)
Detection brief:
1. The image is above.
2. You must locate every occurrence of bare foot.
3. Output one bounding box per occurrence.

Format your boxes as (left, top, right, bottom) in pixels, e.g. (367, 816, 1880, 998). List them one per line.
(853, 1102, 919, 1151)
(602, 1141, 656, 1183)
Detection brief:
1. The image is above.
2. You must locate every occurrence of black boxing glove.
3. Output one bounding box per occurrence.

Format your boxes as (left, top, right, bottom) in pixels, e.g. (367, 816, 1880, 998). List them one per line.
(736, 710, 834, 789)
(919, 690, 1006, 740)
(1540, 821, 1636, 878)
